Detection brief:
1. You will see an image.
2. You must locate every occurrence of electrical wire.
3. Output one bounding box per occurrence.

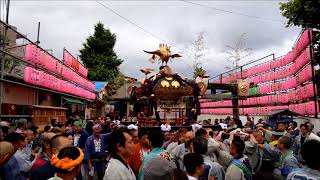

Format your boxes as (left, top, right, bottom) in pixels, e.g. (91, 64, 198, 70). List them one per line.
(95, 1, 178, 50)
(95, 1, 195, 71)
(180, 0, 285, 23)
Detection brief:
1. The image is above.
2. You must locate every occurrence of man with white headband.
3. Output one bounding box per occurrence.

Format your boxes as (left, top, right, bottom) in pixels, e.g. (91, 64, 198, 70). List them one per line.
(161, 119, 171, 132)
(127, 124, 139, 144)
(84, 124, 109, 180)
(127, 124, 138, 131)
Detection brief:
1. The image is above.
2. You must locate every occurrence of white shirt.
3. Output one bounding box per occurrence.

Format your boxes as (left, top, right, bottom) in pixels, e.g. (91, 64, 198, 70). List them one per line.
(48, 174, 64, 180)
(15, 128, 23, 134)
(187, 174, 198, 180)
(73, 134, 80, 147)
(94, 138, 101, 152)
(104, 158, 136, 180)
(161, 124, 171, 132)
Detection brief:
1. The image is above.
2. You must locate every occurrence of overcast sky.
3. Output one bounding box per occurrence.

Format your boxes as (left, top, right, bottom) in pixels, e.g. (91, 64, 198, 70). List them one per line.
(8, 1, 301, 80)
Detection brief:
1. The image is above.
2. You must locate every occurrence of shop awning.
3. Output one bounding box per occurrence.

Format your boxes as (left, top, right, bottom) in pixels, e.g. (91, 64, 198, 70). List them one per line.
(62, 97, 84, 105)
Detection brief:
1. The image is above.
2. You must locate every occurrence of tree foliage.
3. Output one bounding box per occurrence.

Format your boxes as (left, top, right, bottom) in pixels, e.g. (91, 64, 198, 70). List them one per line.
(193, 66, 206, 79)
(79, 22, 123, 81)
(280, 0, 320, 29)
(105, 72, 125, 97)
(280, 0, 320, 65)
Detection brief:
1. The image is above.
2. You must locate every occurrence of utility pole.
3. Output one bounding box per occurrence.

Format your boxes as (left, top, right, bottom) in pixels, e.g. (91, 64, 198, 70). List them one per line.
(5, 0, 10, 24)
(36, 22, 40, 44)
(0, 0, 10, 118)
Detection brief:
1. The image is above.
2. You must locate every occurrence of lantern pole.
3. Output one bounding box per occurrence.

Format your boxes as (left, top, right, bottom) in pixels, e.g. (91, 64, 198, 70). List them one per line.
(308, 30, 318, 118)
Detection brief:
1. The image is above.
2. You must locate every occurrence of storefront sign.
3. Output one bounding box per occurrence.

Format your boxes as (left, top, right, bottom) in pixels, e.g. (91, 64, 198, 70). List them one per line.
(23, 67, 95, 99)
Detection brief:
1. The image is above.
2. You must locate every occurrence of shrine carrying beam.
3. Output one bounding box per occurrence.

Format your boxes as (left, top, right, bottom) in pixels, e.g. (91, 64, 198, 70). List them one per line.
(205, 83, 240, 120)
(202, 94, 246, 101)
(207, 83, 237, 90)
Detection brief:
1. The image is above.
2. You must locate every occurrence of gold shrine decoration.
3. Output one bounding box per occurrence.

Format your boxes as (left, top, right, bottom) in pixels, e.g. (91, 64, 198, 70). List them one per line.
(171, 81, 180, 88)
(151, 75, 157, 81)
(153, 84, 193, 101)
(238, 81, 249, 96)
(160, 80, 170, 87)
(198, 82, 207, 95)
(140, 68, 154, 76)
(144, 44, 182, 66)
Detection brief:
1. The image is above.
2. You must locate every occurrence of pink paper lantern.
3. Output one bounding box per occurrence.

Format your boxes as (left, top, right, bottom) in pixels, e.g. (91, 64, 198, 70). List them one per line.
(293, 30, 312, 57)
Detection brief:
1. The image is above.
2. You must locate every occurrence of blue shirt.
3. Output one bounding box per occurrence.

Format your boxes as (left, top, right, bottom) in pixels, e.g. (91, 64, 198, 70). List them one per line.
(84, 134, 110, 171)
(2, 156, 25, 180)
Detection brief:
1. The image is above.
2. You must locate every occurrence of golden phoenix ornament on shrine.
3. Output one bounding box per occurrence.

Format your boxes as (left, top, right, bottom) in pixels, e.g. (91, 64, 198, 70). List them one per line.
(143, 44, 182, 66)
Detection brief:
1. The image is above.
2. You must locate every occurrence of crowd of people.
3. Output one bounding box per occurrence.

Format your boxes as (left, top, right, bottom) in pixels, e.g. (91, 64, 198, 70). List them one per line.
(0, 115, 319, 180)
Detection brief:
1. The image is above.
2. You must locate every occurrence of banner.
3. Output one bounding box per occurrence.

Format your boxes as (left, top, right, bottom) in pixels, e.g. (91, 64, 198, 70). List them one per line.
(24, 44, 94, 91)
(63, 49, 88, 77)
(23, 67, 95, 99)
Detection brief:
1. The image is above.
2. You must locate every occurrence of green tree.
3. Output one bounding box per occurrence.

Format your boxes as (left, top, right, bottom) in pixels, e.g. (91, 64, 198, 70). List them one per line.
(280, 0, 320, 29)
(106, 72, 125, 97)
(280, 0, 320, 65)
(79, 22, 123, 81)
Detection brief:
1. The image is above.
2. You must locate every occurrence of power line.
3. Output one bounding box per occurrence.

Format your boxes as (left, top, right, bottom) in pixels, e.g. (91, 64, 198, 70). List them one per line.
(180, 0, 285, 23)
(95, 1, 179, 50)
(95, 1, 194, 70)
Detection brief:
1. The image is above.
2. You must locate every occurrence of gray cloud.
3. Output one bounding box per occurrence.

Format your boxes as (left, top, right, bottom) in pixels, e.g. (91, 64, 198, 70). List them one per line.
(9, 1, 301, 80)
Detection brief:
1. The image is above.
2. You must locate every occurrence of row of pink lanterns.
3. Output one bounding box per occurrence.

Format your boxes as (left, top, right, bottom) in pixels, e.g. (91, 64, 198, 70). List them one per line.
(219, 49, 311, 85)
(200, 100, 233, 108)
(215, 30, 312, 84)
(201, 102, 318, 115)
(247, 49, 311, 84)
(201, 105, 288, 115)
(247, 49, 310, 84)
(289, 101, 318, 115)
(258, 64, 312, 94)
(201, 83, 315, 108)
